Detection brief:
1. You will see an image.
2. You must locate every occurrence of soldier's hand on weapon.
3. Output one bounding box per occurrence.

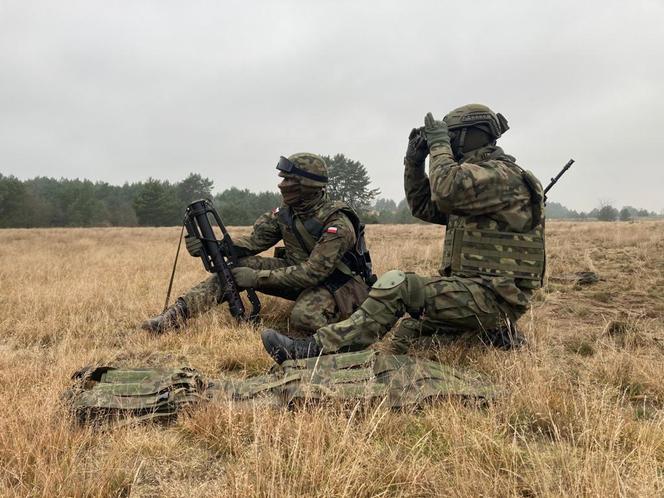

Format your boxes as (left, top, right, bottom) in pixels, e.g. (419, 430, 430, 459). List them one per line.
(404, 127, 429, 168)
(184, 234, 203, 257)
(423, 112, 451, 148)
(231, 267, 259, 289)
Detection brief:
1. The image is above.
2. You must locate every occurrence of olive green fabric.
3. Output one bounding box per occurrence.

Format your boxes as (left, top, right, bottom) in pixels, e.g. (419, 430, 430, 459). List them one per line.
(316, 275, 507, 352)
(216, 349, 495, 407)
(63, 366, 208, 426)
(64, 353, 495, 426)
(443, 104, 509, 139)
(441, 217, 545, 285)
(423, 112, 451, 149)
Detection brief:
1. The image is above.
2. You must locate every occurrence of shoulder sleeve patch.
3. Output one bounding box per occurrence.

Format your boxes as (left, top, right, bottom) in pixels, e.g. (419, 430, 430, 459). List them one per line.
(325, 227, 338, 234)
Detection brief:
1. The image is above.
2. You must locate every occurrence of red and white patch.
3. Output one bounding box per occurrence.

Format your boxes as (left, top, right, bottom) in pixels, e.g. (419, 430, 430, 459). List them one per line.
(325, 227, 338, 234)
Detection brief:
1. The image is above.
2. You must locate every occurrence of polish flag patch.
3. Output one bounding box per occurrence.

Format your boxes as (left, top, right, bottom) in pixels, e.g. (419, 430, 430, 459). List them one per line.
(326, 227, 338, 234)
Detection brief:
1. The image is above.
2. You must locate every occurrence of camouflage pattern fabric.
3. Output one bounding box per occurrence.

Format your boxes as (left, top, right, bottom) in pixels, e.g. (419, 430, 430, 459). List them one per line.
(284, 153, 329, 187)
(63, 352, 495, 425)
(63, 366, 208, 426)
(426, 143, 545, 307)
(179, 194, 361, 334)
(215, 349, 496, 408)
(314, 138, 544, 352)
(316, 273, 507, 352)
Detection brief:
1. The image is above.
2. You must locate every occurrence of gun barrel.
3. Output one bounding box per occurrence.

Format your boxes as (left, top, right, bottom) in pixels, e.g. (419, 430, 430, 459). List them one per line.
(544, 158, 574, 195)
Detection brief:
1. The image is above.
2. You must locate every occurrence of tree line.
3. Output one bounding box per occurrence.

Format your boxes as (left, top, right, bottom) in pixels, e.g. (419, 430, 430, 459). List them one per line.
(1, 157, 658, 228)
(544, 202, 659, 221)
(0, 154, 382, 228)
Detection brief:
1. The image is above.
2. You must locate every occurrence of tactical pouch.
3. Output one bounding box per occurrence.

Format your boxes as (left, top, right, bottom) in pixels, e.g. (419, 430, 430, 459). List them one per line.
(63, 366, 209, 426)
(325, 273, 370, 318)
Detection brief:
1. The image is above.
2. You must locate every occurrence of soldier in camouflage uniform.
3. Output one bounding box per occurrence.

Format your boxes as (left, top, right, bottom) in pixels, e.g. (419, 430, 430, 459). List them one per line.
(262, 105, 546, 364)
(142, 153, 371, 334)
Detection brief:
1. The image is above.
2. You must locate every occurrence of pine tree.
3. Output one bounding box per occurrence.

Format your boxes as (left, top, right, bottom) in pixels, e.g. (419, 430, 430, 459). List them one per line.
(322, 154, 380, 213)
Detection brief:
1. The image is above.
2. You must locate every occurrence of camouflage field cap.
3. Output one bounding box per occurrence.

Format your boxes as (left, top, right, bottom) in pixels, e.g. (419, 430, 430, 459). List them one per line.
(443, 104, 510, 139)
(277, 153, 328, 187)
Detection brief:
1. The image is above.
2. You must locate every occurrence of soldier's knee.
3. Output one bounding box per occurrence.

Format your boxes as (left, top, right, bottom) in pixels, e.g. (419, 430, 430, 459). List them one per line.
(365, 270, 425, 314)
(289, 306, 334, 334)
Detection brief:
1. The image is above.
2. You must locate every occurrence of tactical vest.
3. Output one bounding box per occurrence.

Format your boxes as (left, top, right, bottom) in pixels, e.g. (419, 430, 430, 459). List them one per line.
(63, 352, 496, 426)
(63, 366, 208, 426)
(219, 349, 496, 408)
(441, 166, 545, 289)
(276, 201, 376, 288)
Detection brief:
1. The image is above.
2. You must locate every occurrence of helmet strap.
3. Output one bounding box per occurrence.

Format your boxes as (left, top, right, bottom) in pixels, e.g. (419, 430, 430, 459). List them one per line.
(458, 128, 468, 151)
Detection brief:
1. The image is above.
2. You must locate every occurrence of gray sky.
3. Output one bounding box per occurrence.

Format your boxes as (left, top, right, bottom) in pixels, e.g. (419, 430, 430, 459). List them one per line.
(1, 0, 663, 212)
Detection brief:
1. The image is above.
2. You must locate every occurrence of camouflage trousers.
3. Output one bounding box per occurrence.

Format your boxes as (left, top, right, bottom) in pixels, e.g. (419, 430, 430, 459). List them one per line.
(315, 271, 524, 353)
(181, 256, 339, 334)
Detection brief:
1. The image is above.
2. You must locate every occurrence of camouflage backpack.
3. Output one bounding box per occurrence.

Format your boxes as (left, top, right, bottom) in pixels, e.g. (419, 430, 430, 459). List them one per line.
(63, 366, 208, 426)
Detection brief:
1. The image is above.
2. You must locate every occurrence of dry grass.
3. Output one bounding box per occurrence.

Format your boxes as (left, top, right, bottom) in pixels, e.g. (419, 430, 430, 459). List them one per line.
(0, 221, 663, 497)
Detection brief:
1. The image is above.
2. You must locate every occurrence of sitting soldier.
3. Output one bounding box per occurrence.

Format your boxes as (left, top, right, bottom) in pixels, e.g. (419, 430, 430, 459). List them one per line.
(142, 153, 373, 335)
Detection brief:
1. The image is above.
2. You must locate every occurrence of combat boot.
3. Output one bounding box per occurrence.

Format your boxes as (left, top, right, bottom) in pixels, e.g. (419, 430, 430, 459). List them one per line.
(141, 298, 189, 334)
(261, 329, 322, 364)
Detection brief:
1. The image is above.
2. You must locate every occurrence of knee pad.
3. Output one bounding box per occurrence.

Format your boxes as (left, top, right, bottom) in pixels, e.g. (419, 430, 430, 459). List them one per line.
(372, 270, 407, 290)
(368, 271, 424, 314)
(361, 270, 425, 321)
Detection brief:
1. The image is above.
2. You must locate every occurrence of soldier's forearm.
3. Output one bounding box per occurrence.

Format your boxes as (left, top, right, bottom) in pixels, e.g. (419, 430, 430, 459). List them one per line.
(404, 163, 447, 225)
(256, 263, 333, 290)
(428, 144, 465, 212)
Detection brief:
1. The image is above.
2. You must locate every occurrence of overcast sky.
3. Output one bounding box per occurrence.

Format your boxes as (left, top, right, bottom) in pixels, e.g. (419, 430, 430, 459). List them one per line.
(1, 0, 662, 212)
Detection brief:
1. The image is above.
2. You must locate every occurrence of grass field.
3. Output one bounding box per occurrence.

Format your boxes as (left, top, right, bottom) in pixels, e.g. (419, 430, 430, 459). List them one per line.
(1, 221, 663, 497)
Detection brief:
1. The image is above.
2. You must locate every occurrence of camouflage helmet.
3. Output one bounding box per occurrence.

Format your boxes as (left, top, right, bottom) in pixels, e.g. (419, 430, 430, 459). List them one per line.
(276, 153, 328, 187)
(443, 104, 509, 140)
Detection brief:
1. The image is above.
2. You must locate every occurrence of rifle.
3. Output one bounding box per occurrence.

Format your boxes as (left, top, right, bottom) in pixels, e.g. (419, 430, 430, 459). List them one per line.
(544, 159, 574, 201)
(177, 199, 261, 322)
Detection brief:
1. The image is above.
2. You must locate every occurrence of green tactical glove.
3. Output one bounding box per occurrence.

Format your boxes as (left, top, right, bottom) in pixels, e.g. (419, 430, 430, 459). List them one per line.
(404, 127, 429, 168)
(184, 234, 203, 257)
(423, 112, 450, 149)
(231, 267, 259, 289)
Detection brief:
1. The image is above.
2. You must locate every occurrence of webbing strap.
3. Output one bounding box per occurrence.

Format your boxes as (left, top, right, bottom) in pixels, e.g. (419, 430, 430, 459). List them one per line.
(463, 234, 544, 249)
(329, 368, 375, 384)
(459, 258, 542, 277)
(406, 273, 425, 310)
(462, 248, 545, 261)
(293, 215, 355, 277)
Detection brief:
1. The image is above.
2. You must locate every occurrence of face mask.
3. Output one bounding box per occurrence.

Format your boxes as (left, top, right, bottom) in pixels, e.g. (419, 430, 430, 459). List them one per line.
(278, 181, 302, 206)
(278, 178, 322, 207)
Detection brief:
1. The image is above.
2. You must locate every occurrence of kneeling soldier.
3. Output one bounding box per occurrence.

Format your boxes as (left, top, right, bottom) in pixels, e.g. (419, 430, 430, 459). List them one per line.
(262, 105, 546, 363)
(142, 153, 373, 335)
